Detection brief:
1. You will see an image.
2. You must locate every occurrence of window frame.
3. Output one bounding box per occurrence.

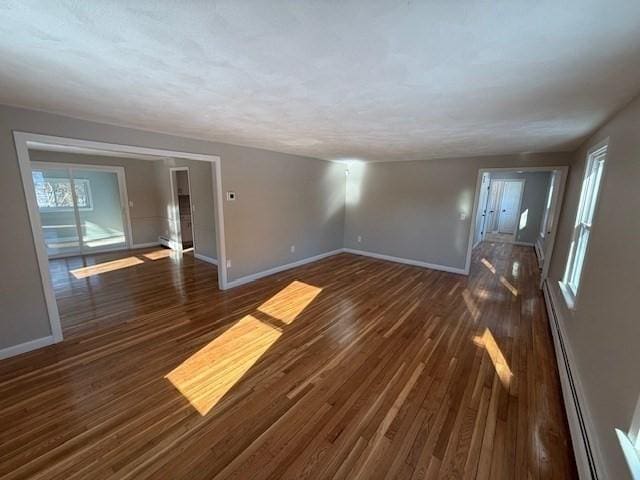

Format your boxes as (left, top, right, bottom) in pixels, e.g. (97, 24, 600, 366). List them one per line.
(561, 139, 608, 310)
(32, 174, 94, 213)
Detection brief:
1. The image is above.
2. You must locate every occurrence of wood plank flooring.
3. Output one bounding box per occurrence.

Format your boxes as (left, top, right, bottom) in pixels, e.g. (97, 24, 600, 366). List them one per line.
(0, 243, 577, 479)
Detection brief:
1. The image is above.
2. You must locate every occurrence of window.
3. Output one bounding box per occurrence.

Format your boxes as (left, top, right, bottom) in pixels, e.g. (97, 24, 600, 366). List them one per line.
(32, 172, 93, 211)
(562, 142, 607, 307)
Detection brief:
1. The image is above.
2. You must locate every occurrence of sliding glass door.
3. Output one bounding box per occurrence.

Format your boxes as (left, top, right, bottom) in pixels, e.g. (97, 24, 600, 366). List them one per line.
(31, 163, 130, 257)
(32, 166, 81, 257)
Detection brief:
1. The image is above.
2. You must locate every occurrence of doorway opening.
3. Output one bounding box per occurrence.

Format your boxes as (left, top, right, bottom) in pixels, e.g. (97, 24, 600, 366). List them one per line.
(484, 178, 525, 243)
(467, 166, 569, 285)
(170, 167, 194, 251)
(14, 131, 227, 350)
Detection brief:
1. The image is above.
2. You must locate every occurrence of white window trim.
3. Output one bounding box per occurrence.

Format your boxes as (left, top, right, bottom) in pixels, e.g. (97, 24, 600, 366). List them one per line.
(33, 175, 94, 212)
(616, 396, 640, 479)
(560, 138, 608, 310)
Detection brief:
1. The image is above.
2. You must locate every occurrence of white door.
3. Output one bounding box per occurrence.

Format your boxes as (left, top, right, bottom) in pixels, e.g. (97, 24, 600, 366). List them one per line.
(497, 180, 524, 234)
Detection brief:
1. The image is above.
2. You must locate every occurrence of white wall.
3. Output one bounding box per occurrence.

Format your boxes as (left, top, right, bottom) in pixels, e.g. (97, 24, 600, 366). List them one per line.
(0, 104, 345, 349)
(344, 153, 571, 271)
(548, 94, 640, 480)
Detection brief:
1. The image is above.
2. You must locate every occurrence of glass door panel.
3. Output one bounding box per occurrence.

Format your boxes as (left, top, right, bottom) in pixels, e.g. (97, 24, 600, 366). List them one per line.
(73, 169, 127, 253)
(32, 166, 82, 257)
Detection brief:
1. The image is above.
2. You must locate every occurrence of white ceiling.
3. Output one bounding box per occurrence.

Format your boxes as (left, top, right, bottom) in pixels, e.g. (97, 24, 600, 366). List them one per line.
(1, 1, 640, 162)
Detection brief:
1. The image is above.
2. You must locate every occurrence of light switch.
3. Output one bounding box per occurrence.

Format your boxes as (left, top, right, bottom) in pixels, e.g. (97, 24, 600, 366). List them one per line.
(226, 191, 236, 201)
(128, 201, 134, 208)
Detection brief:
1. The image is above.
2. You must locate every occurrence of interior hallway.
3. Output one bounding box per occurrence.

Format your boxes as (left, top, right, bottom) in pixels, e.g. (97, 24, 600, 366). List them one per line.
(0, 243, 576, 479)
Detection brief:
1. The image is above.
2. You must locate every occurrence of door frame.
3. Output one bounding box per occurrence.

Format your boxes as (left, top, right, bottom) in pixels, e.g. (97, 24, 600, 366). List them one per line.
(14, 131, 228, 346)
(31, 161, 134, 258)
(466, 165, 569, 286)
(168, 166, 195, 251)
(472, 172, 490, 248)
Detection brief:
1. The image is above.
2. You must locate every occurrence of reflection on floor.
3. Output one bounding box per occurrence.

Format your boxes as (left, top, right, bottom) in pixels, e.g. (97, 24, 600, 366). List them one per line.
(48, 246, 211, 337)
(0, 243, 576, 479)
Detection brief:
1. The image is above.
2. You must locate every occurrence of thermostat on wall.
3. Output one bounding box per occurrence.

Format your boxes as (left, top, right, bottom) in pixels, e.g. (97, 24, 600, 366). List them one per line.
(226, 191, 236, 201)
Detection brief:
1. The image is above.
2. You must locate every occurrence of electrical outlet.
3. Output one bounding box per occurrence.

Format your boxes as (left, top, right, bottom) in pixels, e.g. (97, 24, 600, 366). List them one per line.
(290, 245, 295, 253)
(357, 235, 362, 243)
(226, 191, 236, 201)
(226, 259, 231, 268)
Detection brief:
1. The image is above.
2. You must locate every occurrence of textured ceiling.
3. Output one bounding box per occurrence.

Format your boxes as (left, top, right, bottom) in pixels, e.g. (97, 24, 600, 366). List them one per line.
(1, 1, 640, 162)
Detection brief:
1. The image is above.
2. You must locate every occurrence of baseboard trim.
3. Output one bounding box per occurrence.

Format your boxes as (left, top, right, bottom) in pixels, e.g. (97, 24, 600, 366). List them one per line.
(194, 253, 218, 265)
(542, 280, 603, 480)
(132, 242, 160, 249)
(0, 335, 55, 361)
(534, 240, 544, 268)
(343, 248, 467, 275)
(512, 241, 535, 247)
(226, 249, 344, 289)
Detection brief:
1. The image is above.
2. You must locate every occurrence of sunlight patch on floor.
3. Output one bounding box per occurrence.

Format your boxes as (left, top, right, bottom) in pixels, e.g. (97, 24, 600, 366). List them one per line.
(143, 249, 175, 260)
(462, 289, 480, 321)
(70, 256, 143, 279)
(481, 258, 496, 274)
(473, 327, 513, 389)
(165, 281, 322, 415)
(165, 314, 281, 415)
(480, 257, 518, 296)
(499, 276, 519, 296)
(258, 280, 322, 324)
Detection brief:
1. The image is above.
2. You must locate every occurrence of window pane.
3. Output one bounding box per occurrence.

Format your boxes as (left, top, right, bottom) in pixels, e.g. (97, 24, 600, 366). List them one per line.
(563, 144, 606, 301)
(569, 226, 589, 292)
(53, 179, 74, 208)
(585, 160, 604, 224)
(32, 167, 81, 256)
(74, 180, 90, 209)
(33, 171, 55, 208)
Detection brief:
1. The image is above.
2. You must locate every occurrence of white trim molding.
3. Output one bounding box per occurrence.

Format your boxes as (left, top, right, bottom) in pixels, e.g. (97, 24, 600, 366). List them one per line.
(12, 131, 229, 358)
(131, 242, 161, 249)
(534, 238, 544, 268)
(616, 429, 640, 479)
(226, 249, 344, 289)
(0, 336, 55, 361)
(512, 241, 535, 247)
(543, 279, 604, 479)
(194, 253, 218, 265)
(344, 248, 466, 275)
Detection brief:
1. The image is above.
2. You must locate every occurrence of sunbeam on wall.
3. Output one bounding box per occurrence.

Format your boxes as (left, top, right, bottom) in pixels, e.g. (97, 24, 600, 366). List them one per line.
(165, 281, 322, 415)
(345, 160, 366, 206)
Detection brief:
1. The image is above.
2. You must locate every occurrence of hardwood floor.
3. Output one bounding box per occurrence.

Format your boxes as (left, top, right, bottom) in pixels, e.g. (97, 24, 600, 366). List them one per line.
(48, 248, 212, 337)
(0, 244, 577, 479)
